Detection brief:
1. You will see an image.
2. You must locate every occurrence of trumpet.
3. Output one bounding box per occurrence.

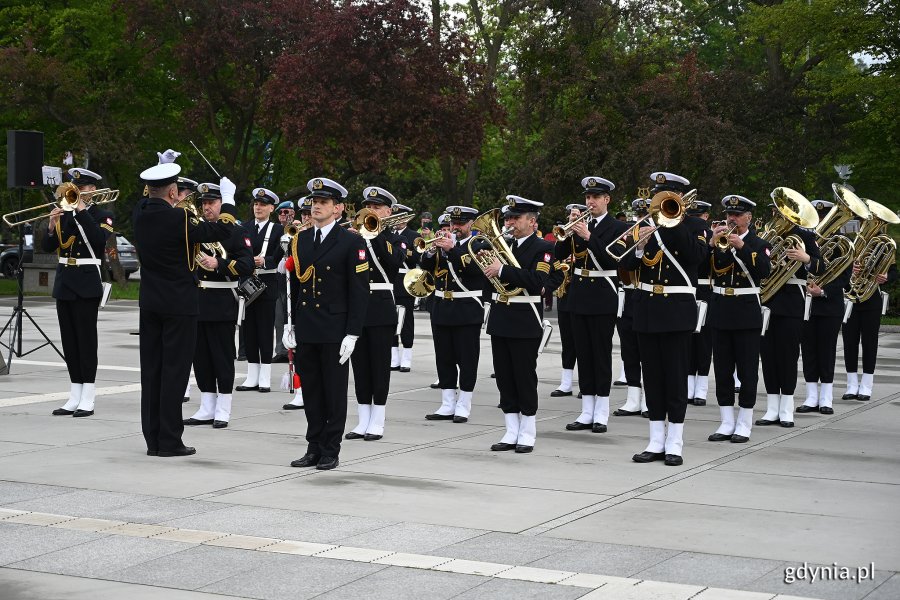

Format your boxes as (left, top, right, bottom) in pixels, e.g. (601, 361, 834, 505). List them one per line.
(284, 221, 312, 237)
(414, 233, 445, 253)
(712, 225, 738, 250)
(353, 209, 416, 240)
(552, 211, 591, 240)
(2, 182, 119, 227)
(605, 189, 695, 261)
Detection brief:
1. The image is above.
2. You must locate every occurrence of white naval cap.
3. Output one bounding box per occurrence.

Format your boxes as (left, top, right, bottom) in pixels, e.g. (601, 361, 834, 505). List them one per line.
(812, 199, 835, 211)
(437, 213, 451, 226)
(650, 172, 690, 194)
(362, 186, 397, 207)
(197, 183, 221, 199)
(140, 163, 181, 186)
(307, 177, 348, 200)
(393, 202, 413, 213)
(68, 168, 102, 185)
(505, 195, 544, 215)
(446, 205, 479, 222)
(721, 194, 756, 213)
(565, 203, 588, 212)
(251, 187, 279, 205)
(581, 176, 615, 194)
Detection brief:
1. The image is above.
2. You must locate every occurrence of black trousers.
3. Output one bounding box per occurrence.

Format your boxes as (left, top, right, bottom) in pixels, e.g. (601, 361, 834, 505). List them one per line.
(493, 335, 541, 416)
(842, 308, 881, 373)
(432, 323, 480, 391)
(194, 321, 236, 394)
(760, 314, 803, 395)
(713, 328, 760, 408)
(351, 324, 393, 405)
(802, 315, 842, 383)
(637, 331, 691, 423)
(140, 311, 196, 452)
(243, 297, 275, 364)
(56, 298, 100, 384)
(572, 313, 616, 396)
(616, 315, 642, 387)
(297, 342, 348, 458)
(689, 324, 713, 376)
(558, 309, 577, 370)
(394, 297, 415, 348)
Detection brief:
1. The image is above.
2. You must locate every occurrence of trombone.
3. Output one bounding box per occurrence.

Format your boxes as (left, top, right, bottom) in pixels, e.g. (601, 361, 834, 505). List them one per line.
(605, 189, 695, 261)
(2, 182, 119, 227)
(353, 208, 416, 240)
(552, 211, 591, 240)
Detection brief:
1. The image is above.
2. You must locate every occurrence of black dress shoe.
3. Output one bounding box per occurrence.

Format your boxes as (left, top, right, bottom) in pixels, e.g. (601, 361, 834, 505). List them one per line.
(73, 409, 94, 418)
(425, 413, 453, 421)
(363, 433, 382, 441)
(730, 434, 749, 443)
(857, 395, 871, 402)
(399, 367, 410, 373)
(184, 418, 213, 426)
(613, 380, 626, 387)
(390, 365, 400, 371)
(290, 453, 320, 467)
(796, 405, 819, 413)
(565, 421, 592, 431)
(664, 454, 683, 466)
(692, 398, 706, 407)
(429, 382, 440, 389)
(317, 456, 339, 470)
(755, 418, 779, 426)
(779, 421, 794, 428)
(550, 389, 572, 397)
(490, 373, 496, 378)
(282, 403, 304, 410)
(183, 397, 189, 403)
(641, 411, 649, 418)
(146, 450, 158, 456)
(237, 354, 246, 361)
(158, 446, 196, 457)
(613, 409, 641, 417)
(212, 420, 228, 429)
(235, 384, 258, 391)
(577, 392, 583, 399)
(345, 431, 364, 440)
(819, 406, 834, 415)
(514, 445, 533, 453)
(52, 408, 74, 416)
(453, 416, 468, 424)
(258, 387, 270, 393)
(841, 392, 858, 400)
(632, 451, 665, 463)
(708, 433, 731, 442)
(592, 423, 607, 433)
(272, 354, 288, 363)
(491, 442, 516, 451)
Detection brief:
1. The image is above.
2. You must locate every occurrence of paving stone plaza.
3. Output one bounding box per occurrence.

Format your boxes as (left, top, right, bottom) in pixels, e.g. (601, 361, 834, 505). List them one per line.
(1, 297, 898, 600)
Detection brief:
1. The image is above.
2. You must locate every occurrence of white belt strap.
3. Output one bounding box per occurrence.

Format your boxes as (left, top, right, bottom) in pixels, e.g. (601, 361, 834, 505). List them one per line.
(585, 249, 617, 295)
(445, 255, 483, 308)
(638, 283, 696, 296)
(712, 286, 761, 296)
(255, 268, 277, 275)
(730, 248, 761, 307)
(370, 282, 393, 291)
(433, 289, 481, 300)
(697, 278, 712, 286)
(59, 257, 101, 266)
(199, 281, 239, 289)
(491, 293, 542, 304)
(787, 277, 806, 286)
(398, 267, 410, 274)
(575, 268, 617, 278)
(366, 238, 395, 303)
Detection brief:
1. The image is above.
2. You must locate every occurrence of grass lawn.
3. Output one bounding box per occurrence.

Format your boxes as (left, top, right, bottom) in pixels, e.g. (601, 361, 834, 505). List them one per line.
(0, 279, 139, 300)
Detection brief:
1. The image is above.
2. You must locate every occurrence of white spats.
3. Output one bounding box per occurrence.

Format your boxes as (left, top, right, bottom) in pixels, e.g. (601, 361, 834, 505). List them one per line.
(518, 414, 536, 447)
(258, 364, 272, 389)
(664, 422, 684, 457)
(802, 382, 819, 408)
(61, 383, 83, 411)
(435, 389, 456, 416)
(191, 392, 216, 421)
(593, 396, 609, 425)
(400, 348, 412, 369)
(576, 395, 594, 424)
(687, 375, 696, 399)
(860, 373, 874, 397)
(819, 382, 833, 408)
(367, 405, 385, 436)
(640, 389, 648, 413)
(714, 406, 736, 436)
(734, 407, 754, 438)
(845, 371, 859, 395)
(240, 363, 260, 388)
(214, 393, 232, 422)
(620, 386, 642, 412)
(351, 404, 371, 435)
(761, 394, 780, 421)
(76, 383, 96, 412)
(500, 413, 519, 444)
(455, 390, 473, 419)
(287, 388, 304, 407)
(390, 347, 400, 368)
(646, 421, 665, 453)
(558, 368, 574, 392)
(693, 376, 709, 401)
(778, 394, 794, 424)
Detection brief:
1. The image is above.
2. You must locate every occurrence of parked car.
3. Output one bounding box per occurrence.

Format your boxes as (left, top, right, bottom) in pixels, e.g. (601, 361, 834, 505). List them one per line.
(0, 235, 139, 279)
(0, 243, 33, 278)
(112, 235, 140, 279)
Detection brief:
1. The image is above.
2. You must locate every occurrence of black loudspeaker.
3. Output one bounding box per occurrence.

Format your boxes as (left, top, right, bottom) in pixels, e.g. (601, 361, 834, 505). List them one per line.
(7, 130, 44, 189)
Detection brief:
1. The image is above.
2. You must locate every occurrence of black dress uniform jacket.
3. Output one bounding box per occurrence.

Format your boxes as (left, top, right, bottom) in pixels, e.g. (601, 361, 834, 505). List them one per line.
(246, 220, 285, 301)
(555, 214, 631, 315)
(289, 224, 370, 343)
(197, 213, 255, 322)
(419, 235, 487, 327)
(133, 198, 232, 314)
(42, 208, 110, 299)
(392, 226, 421, 299)
(708, 232, 772, 330)
(364, 231, 404, 327)
(486, 235, 553, 339)
(810, 265, 851, 317)
(763, 227, 824, 317)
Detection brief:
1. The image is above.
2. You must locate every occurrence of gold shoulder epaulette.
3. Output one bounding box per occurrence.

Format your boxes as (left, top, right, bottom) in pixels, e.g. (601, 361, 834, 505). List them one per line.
(219, 213, 237, 225)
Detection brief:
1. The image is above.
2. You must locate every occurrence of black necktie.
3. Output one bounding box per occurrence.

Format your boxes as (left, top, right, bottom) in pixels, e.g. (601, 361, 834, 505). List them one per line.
(511, 239, 518, 251)
(314, 229, 322, 250)
(588, 219, 597, 232)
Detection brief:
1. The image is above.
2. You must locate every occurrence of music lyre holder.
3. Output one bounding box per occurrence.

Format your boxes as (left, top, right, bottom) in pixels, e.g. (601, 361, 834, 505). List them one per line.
(1, 187, 65, 372)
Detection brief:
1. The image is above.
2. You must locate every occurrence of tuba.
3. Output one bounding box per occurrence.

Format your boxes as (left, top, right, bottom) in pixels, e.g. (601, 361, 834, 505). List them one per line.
(846, 198, 899, 303)
(402, 267, 435, 298)
(808, 184, 872, 288)
(759, 187, 819, 303)
(467, 208, 524, 303)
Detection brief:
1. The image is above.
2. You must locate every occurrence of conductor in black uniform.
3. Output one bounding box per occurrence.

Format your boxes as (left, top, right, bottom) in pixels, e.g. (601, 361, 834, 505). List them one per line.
(621, 172, 707, 466)
(707, 195, 771, 443)
(483, 196, 553, 453)
(288, 177, 370, 471)
(391, 203, 420, 372)
(345, 187, 404, 441)
(183, 183, 254, 429)
(235, 188, 284, 394)
(134, 163, 231, 457)
(45, 167, 114, 418)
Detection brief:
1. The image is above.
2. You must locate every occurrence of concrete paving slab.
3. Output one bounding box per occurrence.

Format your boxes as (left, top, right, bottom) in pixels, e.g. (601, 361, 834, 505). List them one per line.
(494, 565, 576, 583)
(451, 577, 589, 599)
(429, 531, 580, 565)
(312, 565, 486, 600)
(335, 522, 488, 554)
(580, 580, 705, 599)
(527, 539, 682, 577)
(0, 440, 55, 457)
(864, 573, 900, 600)
(742, 561, 890, 600)
(7, 489, 154, 517)
(5, 512, 75, 526)
(0, 481, 74, 505)
(557, 573, 641, 588)
(0, 413, 142, 445)
(692, 589, 776, 600)
(204, 534, 281, 550)
(633, 551, 785, 589)
(91, 497, 232, 524)
(822, 402, 900, 435)
(0, 523, 105, 566)
(258, 540, 337, 556)
(53, 517, 127, 532)
(372, 552, 451, 569)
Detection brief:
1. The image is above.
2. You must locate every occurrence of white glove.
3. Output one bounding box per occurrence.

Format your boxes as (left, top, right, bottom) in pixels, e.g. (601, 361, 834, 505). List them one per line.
(282, 324, 296, 350)
(220, 176, 236, 205)
(338, 334, 358, 365)
(277, 256, 287, 275)
(157, 149, 181, 164)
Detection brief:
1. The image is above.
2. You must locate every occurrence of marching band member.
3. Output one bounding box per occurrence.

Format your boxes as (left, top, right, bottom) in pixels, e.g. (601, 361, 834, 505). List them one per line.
(235, 188, 284, 393)
(549, 203, 585, 398)
(391, 202, 420, 373)
(485, 196, 553, 453)
(288, 178, 369, 471)
(623, 172, 707, 466)
(345, 187, 404, 441)
(556, 177, 630, 434)
(45, 168, 114, 418)
(134, 163, 231, 457)
(426, 212, 452, 391)
(282, 196, 313, 411)
(707, 195, 770, 442)
(272, 200, 297, 363)
(686, 200, 713, 406)
(422, 206, 486, 422)
(183, 184, 254, 429)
